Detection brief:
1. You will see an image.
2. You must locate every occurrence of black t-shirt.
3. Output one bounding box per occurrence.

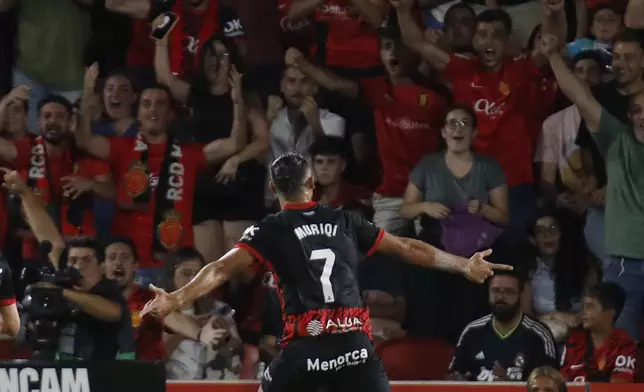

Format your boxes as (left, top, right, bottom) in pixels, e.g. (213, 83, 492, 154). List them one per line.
(186, 89, 234, 144)
(0, 260, 15, 306)
(448, 314, 558, 381)
(59, 279, 131, 360)
(575, 82, 632, 188)
(237, 203, 382, 315)
(261, 288, 282, 338)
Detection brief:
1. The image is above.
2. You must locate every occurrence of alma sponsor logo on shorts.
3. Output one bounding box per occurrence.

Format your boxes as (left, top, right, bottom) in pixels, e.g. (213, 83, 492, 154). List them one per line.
(306, 348, 369, 372)
(305, 317, 365, 336)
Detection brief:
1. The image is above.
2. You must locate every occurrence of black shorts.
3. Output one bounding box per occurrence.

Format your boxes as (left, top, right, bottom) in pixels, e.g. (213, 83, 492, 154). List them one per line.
(261, 332, 390, 392)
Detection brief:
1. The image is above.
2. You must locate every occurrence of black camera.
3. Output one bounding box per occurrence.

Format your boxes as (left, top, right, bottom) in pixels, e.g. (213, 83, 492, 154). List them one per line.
(20, 241, 82, 360)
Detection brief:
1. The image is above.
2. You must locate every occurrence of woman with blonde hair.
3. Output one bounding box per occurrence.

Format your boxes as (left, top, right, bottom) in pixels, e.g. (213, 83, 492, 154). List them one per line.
(527, 366, 567, 392)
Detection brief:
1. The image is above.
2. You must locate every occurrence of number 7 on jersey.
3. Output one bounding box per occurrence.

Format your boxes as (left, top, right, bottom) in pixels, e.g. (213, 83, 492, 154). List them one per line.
(310, 248, 336, 303)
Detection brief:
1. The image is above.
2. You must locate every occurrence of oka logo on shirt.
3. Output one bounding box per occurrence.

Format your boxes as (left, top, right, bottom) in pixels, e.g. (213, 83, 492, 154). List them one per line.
(223, 18, 244, 38)
(473, 99, 506, 119)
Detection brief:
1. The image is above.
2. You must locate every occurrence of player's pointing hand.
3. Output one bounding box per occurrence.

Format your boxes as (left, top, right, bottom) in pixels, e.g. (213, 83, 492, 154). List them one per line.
(141, 284, 180, 319)
(463, 249, 513, 284)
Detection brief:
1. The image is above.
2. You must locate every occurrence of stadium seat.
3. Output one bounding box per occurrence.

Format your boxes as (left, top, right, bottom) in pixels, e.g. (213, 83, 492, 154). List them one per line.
(375, 337, 455, 380)
(636, 345, 644, 382)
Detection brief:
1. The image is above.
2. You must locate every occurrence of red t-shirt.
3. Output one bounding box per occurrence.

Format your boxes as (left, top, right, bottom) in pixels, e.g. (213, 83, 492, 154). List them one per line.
(361, 78, 446, 197)
(13, 139, 108, 259)
(561, 328, 637, 382)
(443, 54, 547, 186)
(108, 138, 206, 268)
(315, 0, 383, 69)
(128, 285, 165, 360)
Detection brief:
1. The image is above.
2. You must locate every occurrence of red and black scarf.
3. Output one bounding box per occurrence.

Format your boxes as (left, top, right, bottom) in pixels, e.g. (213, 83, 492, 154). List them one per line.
(120, 133, 188, 254)
(25, 136, 91, 232)
(170, 0, 219, 76)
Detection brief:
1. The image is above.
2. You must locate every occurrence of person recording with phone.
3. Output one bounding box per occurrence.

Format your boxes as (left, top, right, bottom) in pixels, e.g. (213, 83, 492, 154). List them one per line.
(1, 168, 132, 360)
(152, 13, 269, 274)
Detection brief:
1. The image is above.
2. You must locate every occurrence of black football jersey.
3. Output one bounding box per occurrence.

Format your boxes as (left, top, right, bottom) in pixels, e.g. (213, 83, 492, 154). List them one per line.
(448, 314, 558, 381)
(237, 202, 383, 315)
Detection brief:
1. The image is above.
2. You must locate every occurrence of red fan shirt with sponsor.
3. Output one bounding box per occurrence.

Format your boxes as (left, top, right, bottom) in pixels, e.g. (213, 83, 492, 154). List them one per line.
(361, 78, 446, 197)
(443, 54, 550, 186)
(12, 138, 108, 259)
(561, 328, 637, 382)
(315, 0, 383, 69)
(127, 285, 165, 360)
(107, 138, 206, 268)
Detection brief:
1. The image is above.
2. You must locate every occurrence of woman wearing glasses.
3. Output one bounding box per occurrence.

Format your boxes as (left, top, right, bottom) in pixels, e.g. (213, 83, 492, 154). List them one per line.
(400, 104, 509, 343)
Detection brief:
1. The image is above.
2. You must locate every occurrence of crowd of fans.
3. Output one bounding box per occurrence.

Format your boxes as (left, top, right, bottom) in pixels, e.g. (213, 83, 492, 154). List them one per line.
(0, 0, 643, 384)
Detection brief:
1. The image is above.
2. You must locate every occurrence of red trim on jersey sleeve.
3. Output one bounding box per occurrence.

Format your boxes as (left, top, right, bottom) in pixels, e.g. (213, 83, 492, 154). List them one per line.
(367, 229, 385, 256)
(0, 298, 16, 307)
(235, 243, 268, 267)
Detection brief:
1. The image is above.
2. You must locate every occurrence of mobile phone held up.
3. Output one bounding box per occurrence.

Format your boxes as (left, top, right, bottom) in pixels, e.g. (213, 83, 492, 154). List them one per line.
(150, 12, 179, 41)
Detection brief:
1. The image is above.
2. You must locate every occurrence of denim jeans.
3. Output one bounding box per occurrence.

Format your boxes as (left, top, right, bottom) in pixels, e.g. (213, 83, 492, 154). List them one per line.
(603, 255, 644, 341)
(13, 69, 82, 133)
(584, 207, 606, 262)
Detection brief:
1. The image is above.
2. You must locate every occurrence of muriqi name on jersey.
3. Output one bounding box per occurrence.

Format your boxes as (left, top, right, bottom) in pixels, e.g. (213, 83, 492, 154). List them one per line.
(294, 224, 338, 240)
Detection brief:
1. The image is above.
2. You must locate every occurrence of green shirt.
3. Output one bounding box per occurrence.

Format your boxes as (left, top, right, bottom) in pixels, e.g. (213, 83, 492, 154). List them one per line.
(16, 0, 91, 90)
(593, 109, 644, 259)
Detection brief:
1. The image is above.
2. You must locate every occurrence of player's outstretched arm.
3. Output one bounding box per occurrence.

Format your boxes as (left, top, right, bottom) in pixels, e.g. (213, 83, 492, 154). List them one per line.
(141, 248, 255, 318)
(376, 233, 512, 283)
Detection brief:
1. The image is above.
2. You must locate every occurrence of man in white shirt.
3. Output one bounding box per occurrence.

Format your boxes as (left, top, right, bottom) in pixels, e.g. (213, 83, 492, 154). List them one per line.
(266, 65, 346, 161)
(264, 64, 346, 207)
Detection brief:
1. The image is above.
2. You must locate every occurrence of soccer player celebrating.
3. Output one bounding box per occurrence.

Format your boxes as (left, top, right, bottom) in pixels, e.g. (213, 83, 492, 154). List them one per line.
(142, 152, 511, 392)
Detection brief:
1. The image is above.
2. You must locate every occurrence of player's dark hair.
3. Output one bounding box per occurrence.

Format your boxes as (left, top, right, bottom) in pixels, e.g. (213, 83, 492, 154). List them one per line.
(613, 28, 644, 51)
(67, 236, 106, 264)
(104, 236, 139, 262)
(308, 136, 349, 159)
(475, 9, 512, 35)
(270, 152, 311, 199)
(37, 94, 73, 117)
(587, 282, 626, 322)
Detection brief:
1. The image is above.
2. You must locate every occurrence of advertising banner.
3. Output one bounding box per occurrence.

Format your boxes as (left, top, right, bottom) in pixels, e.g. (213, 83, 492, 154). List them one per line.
(0, 361, 165, 392)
